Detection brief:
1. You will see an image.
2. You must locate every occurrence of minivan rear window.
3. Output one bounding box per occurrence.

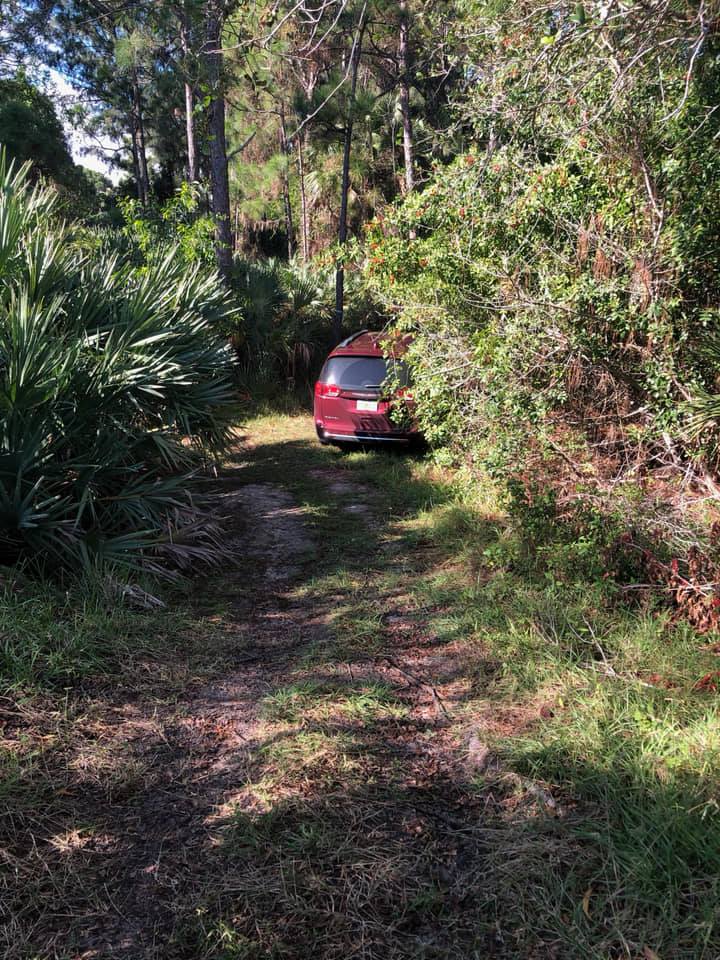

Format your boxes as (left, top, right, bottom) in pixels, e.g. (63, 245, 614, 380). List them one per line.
(322, 356, 409, 391)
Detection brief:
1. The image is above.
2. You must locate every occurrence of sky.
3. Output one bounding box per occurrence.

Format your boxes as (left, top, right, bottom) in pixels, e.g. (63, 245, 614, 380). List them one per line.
(0, 23, 121, 178)
(47, 68, 122, 183)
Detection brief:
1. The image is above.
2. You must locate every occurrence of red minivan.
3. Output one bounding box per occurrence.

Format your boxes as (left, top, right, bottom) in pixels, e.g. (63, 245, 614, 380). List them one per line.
(314, 330, 419, 446)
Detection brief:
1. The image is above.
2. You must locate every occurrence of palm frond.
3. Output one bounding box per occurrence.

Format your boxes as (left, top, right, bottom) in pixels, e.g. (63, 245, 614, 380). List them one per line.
(0, 148, 238, 575)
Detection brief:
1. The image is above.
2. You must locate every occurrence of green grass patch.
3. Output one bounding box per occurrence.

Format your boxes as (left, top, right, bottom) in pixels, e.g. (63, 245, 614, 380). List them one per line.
(0, 577, 187, 693)
(260, 729, 362, 787)
(262, 679, 407, 724)
(395, 493, 720, 955)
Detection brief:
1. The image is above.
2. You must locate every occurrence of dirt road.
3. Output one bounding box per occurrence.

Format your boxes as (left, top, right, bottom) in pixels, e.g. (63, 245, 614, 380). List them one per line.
(5, 415, 513, 960)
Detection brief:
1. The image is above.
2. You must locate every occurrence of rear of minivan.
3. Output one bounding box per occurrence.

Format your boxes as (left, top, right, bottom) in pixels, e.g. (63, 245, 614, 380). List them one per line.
(314, 332, 418, 445)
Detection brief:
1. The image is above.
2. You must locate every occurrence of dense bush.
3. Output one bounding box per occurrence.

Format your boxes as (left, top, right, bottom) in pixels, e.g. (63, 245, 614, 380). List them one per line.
(365, 4, 720, 554)
(118, 184, 217, 265)
(230, 257, 331, 389)
(0, 154, 238, 575)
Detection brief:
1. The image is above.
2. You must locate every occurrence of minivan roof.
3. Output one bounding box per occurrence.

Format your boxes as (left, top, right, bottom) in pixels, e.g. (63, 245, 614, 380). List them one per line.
(330, 331, 411, 358)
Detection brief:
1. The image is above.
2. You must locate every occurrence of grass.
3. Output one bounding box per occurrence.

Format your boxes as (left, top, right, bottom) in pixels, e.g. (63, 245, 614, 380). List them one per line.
(229, 414, 720, 958)
(0, 577, 189, 693)
(389, 504, 720, 957)
(3, 410, 720, 958)
(262, 679, 408, 724)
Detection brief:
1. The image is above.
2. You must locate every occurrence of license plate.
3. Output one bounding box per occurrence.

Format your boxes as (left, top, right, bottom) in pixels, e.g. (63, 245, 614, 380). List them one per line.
(356, 400, 378, 411)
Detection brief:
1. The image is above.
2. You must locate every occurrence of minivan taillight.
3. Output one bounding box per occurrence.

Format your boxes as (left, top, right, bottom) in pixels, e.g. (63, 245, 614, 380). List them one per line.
(315, 381, 341, 398)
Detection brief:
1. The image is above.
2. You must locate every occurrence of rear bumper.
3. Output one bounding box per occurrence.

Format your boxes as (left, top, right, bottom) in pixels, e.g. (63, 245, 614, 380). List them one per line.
(316, 424, 418, 444)
(323, 431, 412, 443)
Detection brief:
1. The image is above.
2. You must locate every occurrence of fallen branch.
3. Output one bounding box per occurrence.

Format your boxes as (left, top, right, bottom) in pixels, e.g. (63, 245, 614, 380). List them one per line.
(382, 657, 452, 720)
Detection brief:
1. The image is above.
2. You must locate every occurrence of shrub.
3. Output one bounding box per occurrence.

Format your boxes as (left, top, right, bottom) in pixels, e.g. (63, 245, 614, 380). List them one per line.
(118, 183, 217, 266)
(229, 256, 384, 395)
(363, 17, 720, 573)
(229, 257, 332, 387)
(0, 153, 238, 575)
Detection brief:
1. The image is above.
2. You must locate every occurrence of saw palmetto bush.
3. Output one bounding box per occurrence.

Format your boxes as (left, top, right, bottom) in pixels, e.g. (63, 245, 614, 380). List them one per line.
(230, 256, 384, 395)
(229, 257, 332, 389)
(0, 153, 238, 575)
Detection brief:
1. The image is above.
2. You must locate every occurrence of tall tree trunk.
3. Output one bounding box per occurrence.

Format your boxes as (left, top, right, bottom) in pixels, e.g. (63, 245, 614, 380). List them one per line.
(131, 68, 150, 205)
(398, 0, 415, 193)
(204, 0, 232, 282)
(333, 10, 367, 343)
(296, 68, 318, 263)
(129, 123, 142, 202)
(297, 134, 310, 261)
(180, 8, 198, 181)
(279, 103, 295, 259)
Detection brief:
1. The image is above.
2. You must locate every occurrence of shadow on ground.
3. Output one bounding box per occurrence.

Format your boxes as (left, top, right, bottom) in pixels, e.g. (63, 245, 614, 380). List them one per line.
(3, 420, 718, 959)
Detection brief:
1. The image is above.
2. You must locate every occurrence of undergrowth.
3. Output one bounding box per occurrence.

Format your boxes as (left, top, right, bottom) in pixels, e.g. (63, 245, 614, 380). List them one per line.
(398, 491, 720, 956)
(0, 576, 185, 693)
